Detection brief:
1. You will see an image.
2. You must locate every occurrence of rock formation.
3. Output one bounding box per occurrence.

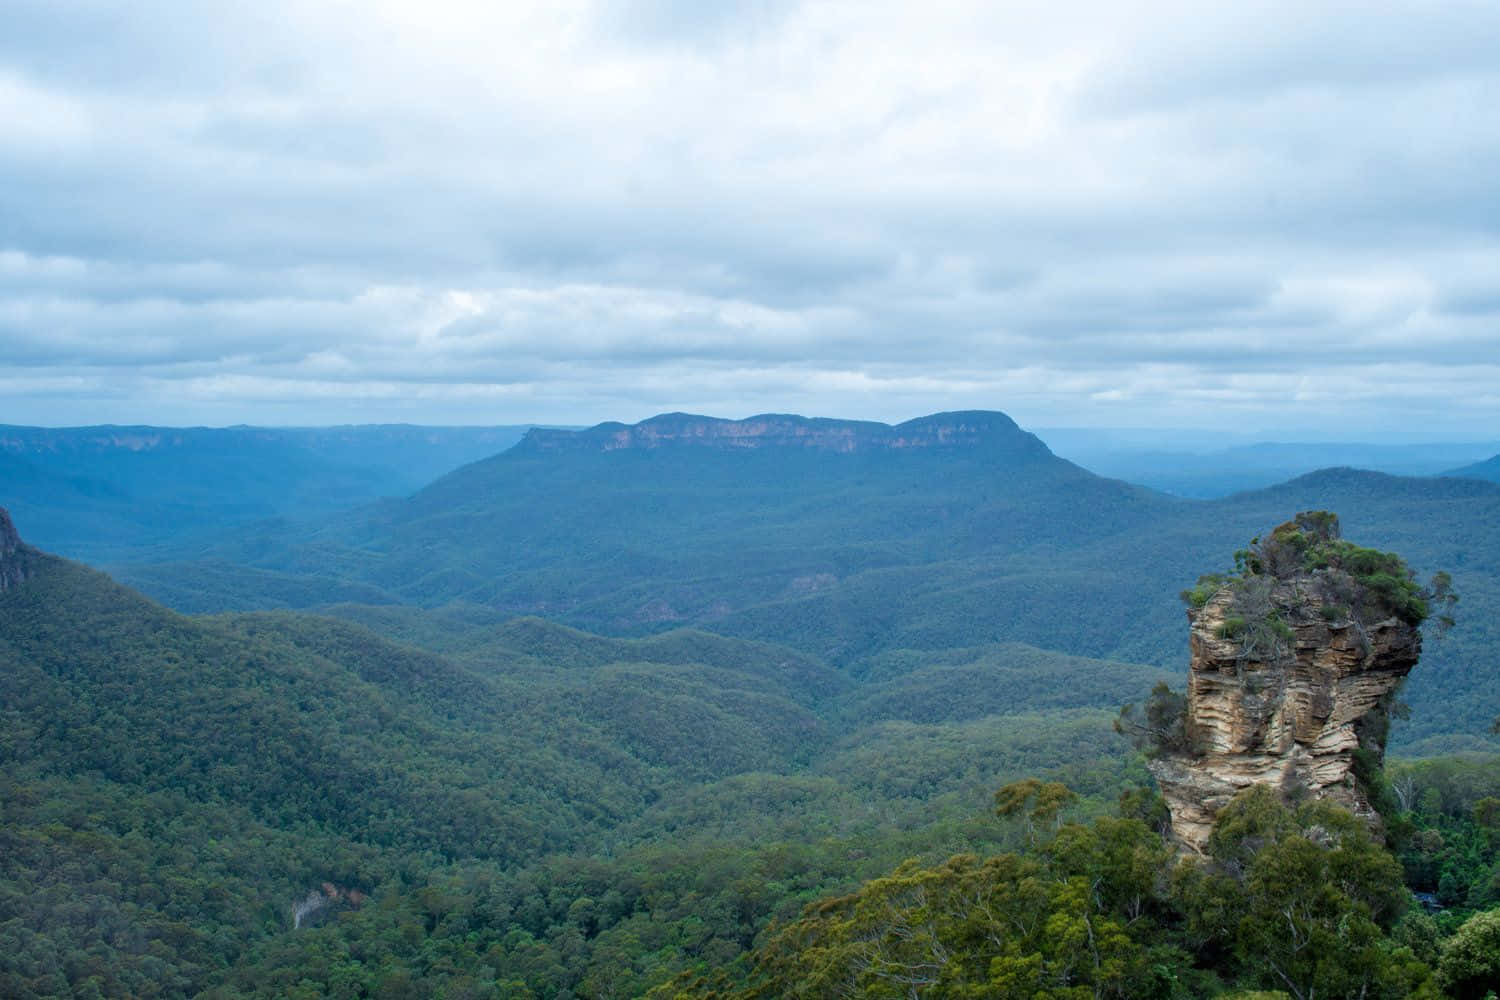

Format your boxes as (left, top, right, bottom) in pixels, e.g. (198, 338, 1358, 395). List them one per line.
(1147, 515, 1428, 854)
(0, 506, 35, 593)
(516, 410, 1053, 458)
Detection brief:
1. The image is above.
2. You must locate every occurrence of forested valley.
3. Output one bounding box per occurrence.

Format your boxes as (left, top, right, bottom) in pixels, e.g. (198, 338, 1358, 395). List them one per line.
(3, 412, 1499, 998)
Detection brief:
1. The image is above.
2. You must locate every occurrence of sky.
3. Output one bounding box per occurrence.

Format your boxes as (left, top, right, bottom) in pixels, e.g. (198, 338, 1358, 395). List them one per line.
(2, 0, 1498, 435)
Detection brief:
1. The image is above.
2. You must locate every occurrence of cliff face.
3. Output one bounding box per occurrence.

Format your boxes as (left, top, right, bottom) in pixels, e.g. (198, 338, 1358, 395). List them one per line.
(1149, 580, 1421, 854)
(0, 507, 34, 593)
(516, 411, 1053, 458)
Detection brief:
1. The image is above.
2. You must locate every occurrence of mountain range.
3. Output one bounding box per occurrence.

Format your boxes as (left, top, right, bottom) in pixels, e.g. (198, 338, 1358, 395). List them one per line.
(81, 410, 1500, 752)
(0, 424, 535, 564)
(3, 408, 1499, 995)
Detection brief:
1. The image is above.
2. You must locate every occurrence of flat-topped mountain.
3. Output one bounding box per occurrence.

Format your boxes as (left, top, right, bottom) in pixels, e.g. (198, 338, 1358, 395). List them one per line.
(516, 410, 1054, 458)
(78, 414, 1500, 752)
(121, 408, 1169, 630)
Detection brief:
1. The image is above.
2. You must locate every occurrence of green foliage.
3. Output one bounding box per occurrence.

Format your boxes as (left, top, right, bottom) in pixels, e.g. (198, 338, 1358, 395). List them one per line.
(0, 551, 1161, 997)
(1181, 573, 1232, 609)
(7, 435, 1500, 995)
(1181, 786, 1434, 999)
(1437, 908, 1500, 1000)
(1115, 682, 1198, 758)
(1236, 510, 1454, 629)
(726, 818, 1182, 999)
(681, 785, 1444, 1000)
(1388, 754, 1500, 914)
(85, 446, 1500, 753)
(1183, 512, 1463, 686)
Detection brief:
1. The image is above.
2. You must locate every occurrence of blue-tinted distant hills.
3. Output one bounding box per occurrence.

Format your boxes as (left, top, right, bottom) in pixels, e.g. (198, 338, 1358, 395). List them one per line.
(91, 411, 1500, 753)
(0, 424, 534, 562)
(1042, 433, 1500, 498)
(1446, 453, 1500, 482)
(7, 410, 1497, 751)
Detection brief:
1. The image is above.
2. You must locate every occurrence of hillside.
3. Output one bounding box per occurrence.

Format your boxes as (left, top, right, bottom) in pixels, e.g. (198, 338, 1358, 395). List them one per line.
(0, 424, 533, 564)
(107, 413, 1500, 752)
(1050, 439, 1500, 498)
(0, 513, 1170, 996)
(1447, 453, 1500, 482)
(116, 410, 1176, 621)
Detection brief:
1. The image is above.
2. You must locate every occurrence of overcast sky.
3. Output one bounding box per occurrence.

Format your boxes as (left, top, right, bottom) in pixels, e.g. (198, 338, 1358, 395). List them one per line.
(2, 0, 1498, 434)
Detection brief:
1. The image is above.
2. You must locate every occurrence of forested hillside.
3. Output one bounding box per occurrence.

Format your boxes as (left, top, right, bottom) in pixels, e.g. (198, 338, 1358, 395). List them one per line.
(110, 413, 1500, 752)
(1447, 453, 1500, 483)
(0, 526, 1169, 997)
(4, 411, 1500, 996)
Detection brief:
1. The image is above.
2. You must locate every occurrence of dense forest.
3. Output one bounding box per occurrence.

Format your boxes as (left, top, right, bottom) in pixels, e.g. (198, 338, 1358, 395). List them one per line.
(2, 414, 1499, 997)
(3, 525, 1498, 996)
(109, 416, 1500, 753)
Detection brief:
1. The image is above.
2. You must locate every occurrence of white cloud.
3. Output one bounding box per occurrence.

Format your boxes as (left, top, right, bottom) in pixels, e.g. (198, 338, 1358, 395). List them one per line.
(0, 0, 1497, 432)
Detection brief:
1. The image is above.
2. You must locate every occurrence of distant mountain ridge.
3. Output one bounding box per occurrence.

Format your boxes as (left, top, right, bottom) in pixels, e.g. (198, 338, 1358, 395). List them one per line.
(1447, 453, 1500, 482)
(0, 423, 537, 563)
(516, 410, 1053, 457)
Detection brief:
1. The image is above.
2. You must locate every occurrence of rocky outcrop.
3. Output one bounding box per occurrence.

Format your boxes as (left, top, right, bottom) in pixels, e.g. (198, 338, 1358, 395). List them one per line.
(0, 507, 35, 593)
(1150, 578, 1421, 855)
(516, 411, 1053, 458)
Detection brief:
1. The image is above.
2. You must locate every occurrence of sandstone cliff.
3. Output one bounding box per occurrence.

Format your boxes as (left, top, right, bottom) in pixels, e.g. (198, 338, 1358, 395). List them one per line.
(1147, 514, 1431, 854)
(515, 411, 1053, 458)
(0, 506, 35, 593)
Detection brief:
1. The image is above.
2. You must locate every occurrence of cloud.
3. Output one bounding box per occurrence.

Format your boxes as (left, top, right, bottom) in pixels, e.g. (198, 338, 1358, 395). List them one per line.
(0, 0, 1497, 432)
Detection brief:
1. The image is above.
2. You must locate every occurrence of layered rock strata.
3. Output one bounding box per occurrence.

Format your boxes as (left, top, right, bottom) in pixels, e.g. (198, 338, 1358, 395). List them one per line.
(516, 410, 1052, 457)
(1150, 580, 1421, 854)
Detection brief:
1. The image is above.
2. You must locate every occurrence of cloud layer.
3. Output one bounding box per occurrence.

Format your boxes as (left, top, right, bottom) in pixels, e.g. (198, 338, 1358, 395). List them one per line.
(2, 0, 1498, 432)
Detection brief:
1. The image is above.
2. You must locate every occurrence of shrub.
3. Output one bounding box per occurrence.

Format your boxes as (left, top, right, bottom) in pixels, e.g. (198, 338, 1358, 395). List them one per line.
(1184, 511, 1456, 640)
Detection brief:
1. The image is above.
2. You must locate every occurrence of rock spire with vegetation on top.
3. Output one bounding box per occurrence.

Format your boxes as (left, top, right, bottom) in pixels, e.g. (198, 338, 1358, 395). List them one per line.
(1119, 510, 1457, 854)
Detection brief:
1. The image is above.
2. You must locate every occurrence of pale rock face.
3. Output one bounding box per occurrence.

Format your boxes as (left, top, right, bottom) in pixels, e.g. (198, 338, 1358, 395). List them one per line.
(1149, 581, 1421, 854)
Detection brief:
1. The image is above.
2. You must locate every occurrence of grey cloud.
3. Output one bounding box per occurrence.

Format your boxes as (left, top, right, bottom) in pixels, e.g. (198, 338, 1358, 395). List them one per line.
(1075, 1, 1500, 116)
(1, 1, 1498, 433)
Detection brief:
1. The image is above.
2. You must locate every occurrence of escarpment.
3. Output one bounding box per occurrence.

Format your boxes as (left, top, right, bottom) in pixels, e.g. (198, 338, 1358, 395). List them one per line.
(0, 507, 35, 592)
(515, 410, 1053, 458)
(1143, 511, 1445, 855)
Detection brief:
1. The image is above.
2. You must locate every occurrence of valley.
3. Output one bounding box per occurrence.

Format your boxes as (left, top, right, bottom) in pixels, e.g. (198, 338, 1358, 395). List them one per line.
(2, 412, 1498, 997)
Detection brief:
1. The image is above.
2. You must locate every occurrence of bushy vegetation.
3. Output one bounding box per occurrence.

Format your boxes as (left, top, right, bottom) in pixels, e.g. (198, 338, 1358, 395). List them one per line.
(1115, 682, 1200, 758)
(0, 552, 1163, 998)
(1194, 510, 1458, 633)
(1173, 512, 1459, 682)
(662, 783, 1484, 999)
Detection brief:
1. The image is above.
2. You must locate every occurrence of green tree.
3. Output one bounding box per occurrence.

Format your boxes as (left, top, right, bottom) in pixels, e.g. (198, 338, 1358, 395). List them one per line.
(1436, 908, 1500, 1000)
(1184, 787, 1433, 1000)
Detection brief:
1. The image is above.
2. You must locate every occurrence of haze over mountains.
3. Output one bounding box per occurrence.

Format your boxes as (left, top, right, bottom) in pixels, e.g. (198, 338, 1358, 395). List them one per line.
(35, 409, 1480, 754)
(1447, 453, 1500, 483)
(1047, 435, 1500, 498)
(0, 425, 535, 563)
